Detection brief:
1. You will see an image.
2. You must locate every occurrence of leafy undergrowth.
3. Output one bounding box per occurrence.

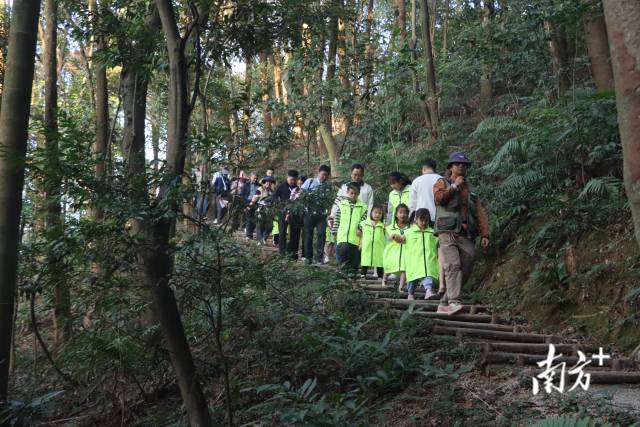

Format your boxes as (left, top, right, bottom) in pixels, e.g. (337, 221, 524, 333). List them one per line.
(475, 224, 640, 352)
(4, 230, 640, 426)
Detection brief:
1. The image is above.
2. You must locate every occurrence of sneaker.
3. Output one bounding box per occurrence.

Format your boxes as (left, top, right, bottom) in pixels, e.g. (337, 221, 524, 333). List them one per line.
(436, 304, 449, 314)
(424, 288, 435, 300)
(407, 294, 415, 301)
(448, 302, 464, 316)
(213, 219, 219, 225)
(381, 279, 387, 288)
(245, 237, 251, 241)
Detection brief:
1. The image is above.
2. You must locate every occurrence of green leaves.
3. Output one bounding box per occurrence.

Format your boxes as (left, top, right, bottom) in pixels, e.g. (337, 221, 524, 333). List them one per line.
(578, 176, 623, 199)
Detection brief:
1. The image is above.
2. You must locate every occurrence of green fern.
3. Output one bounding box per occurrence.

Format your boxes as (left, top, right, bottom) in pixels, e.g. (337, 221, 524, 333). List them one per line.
(500, 170, 544, 194)
(471, 116, 533, 141)
(578, 177, 623, 199)
(485, 136, 529, 171)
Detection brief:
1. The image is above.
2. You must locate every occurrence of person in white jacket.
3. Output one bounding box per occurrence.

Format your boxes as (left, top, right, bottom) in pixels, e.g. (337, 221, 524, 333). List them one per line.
(328, 164, 374, 227)
(408, 158, 441, 222)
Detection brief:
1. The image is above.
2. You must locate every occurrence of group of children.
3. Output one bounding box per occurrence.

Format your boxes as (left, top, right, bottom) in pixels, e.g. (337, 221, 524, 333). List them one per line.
(331, 179, 439, 301)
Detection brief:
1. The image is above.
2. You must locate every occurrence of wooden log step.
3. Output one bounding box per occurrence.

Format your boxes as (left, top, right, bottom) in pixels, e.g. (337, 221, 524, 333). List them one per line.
(434, 326, 551, 343)
(390, 309, 493, 323)
(364, 289, 476, 304)
(432, 319, 514, 332)
(483, 351, 635, 369)
(372, 300, 489, 315)
(370, 298, 490, 311)
(473, 341, 604, 355)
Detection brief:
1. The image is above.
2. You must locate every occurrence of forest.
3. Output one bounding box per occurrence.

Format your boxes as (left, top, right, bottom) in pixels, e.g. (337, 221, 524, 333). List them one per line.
(1, 0, 640, 425)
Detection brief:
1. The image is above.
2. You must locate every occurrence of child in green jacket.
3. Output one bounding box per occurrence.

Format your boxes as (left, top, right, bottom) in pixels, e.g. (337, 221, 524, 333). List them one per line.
(357, 205, 386, 279)
(332, 183, 368, 271)
(382, 204, 410, 290)
(405, 208, 439, 300)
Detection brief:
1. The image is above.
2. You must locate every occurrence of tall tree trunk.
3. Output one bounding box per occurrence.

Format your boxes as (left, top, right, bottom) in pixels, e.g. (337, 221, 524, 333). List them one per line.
(544, 18, 571, 96)
(243, 53, 253, 145)
(259, 49, 271, 133)
(479, 0, 493, 117)
(325, 0, 340, 133)
(90, 0, 108, 223)
(362, 0, 375, 104)
(337, 4, 352, 137)
(585, 13, 614, 92)
(153, 1, 211, 425)
(602, 0, 640, 249)
(429, 0, 436, 58)
(318, 123, 339, 177)
(410, 0, 433, 132)
(397, 0, 407, 45)
(0, 2, 8, 104)
(43, 0, 70, 346)
(0, 0, 40, 402)
(282, 51, 291, 106)
(120, 68, 149, 226)
(420, 0, 439, 142)
(441, 0, 449, 54)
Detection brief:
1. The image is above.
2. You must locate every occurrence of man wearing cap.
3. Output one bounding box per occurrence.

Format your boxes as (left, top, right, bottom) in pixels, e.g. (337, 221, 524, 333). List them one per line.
(274, 170, 302, 259)
(433, 152, 490, 316)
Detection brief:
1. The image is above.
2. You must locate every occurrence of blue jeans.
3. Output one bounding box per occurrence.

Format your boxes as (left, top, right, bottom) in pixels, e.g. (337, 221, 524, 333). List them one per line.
(407, 277, 434, 295)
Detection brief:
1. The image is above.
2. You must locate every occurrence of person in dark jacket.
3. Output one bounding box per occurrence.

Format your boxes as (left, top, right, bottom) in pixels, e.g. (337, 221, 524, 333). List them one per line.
(243, 173, 260, 239)
(274, 169, 301, 259)
(301, 164, 332, 264)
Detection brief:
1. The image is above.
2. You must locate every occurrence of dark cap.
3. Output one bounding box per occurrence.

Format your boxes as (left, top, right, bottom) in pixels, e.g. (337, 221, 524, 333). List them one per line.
(260, 176, 275, 184)
(447, 152, 472, 166)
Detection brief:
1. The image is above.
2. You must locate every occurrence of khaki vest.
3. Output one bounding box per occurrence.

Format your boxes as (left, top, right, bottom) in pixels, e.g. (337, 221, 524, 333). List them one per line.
(434, 178, 479, 239)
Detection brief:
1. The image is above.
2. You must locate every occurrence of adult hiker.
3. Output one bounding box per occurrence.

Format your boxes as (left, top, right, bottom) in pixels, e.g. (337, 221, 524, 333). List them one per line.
(274, 169, 302, 259)
(408, 158, 441, 222)
(329, 163, 374, 225)
(212, 165, 231, 225)
(433, 152, 489, 316)
(246, 176, 276, 244)
(301, 164, 332, 264)
(243, 173, 260, 240)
